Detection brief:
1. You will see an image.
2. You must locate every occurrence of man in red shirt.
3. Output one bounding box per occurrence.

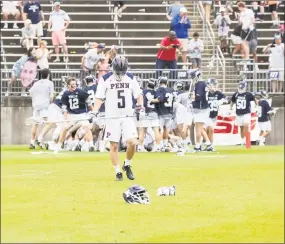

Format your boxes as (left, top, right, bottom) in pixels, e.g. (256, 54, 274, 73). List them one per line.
(156, 31, 182, 79)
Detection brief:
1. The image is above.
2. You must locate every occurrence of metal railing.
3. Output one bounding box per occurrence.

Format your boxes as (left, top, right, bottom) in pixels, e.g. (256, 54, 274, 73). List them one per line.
(216, 45, 226, 92)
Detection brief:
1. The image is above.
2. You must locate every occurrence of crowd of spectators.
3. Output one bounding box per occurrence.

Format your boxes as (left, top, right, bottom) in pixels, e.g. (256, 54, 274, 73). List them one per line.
(1, 0, 284, 95)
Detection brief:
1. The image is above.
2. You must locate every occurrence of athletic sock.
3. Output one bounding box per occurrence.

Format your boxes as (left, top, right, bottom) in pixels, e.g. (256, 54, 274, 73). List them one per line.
(30, 140, 35, 145)
(114, 164, 121, 174)
(124, 159, 131, 166)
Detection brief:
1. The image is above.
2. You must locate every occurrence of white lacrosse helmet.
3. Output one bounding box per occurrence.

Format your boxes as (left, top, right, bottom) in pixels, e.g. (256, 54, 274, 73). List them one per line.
(123, 185, 150, 204)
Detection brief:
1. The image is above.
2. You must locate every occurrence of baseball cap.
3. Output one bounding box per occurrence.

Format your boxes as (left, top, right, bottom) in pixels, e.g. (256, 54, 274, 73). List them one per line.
(219, 7, 226, 12)
(54, 2, 61, 6)
(180, 7, 187, 13)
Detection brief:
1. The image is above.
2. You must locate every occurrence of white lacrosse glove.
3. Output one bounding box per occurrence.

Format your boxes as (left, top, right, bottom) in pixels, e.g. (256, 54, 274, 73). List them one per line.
(157, 186, 176, 196)
(88, 111, 99, 122)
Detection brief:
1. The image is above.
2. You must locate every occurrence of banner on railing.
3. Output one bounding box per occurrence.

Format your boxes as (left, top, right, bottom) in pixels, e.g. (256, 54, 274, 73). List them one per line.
(213, 104, 259, 145)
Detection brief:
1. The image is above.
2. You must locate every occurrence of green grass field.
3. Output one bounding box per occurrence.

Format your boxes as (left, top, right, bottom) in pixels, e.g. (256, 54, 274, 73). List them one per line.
(1, 146, 284, 243)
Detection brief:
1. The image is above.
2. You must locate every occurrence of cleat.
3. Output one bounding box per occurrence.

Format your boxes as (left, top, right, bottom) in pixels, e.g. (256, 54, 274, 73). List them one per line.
(89, 146, 95, 152)
(116, 172, 123, 181)
(122, 162, 135, 180)
(35, 139, 44, 149)
(45, 143, 49, 150)
(193, 146, 202, 152)
(29, 144, 35, 149)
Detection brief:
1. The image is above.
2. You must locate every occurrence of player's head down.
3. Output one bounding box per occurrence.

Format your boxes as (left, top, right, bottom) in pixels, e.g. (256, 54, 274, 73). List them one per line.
(147, 78, 156, 90)
(175, 82, 184, 91)
(207, 78, 218, 92)
(112, 55, 128, 81)
(67, 77, 77, 92)
(158, 76, 168, 87)
(85, 75, 96, 85)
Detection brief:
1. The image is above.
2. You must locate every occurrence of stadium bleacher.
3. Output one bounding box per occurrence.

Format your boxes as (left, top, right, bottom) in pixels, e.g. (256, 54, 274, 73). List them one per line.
(0, 0, 284, 95)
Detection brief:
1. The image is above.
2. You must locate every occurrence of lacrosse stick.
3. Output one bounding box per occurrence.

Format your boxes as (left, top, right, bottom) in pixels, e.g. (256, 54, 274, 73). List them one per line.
(25, 114, 155, 126)
(206, 55, 216, 80)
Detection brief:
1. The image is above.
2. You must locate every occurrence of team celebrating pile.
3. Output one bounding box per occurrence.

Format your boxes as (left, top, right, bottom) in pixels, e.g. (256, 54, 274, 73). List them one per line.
(29, 55, 277, 181)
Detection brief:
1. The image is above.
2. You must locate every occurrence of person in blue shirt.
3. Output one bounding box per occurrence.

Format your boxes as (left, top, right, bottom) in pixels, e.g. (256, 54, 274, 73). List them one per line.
(167, 1, 185, 29)
(172, 7, 192, 69)
(23, 0, 45, 46)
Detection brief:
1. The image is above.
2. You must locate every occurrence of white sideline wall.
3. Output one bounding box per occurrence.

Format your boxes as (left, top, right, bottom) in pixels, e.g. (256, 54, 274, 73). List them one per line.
(1, 107, 284, 146)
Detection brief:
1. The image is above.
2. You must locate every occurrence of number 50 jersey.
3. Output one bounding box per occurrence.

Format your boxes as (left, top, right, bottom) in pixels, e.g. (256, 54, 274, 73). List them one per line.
(95, 72, 142, 117)
(231, 91, 255, 115)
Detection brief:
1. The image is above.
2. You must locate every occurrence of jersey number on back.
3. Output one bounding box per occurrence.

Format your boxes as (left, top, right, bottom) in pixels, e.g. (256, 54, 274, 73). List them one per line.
(164, 93, 174, 108)
(87, 90, 96, 106)
(145, 92, 155, 109)
(69, 98, 79, 110)
(117, 90, 126, 108)
(236, 99, 246, 110)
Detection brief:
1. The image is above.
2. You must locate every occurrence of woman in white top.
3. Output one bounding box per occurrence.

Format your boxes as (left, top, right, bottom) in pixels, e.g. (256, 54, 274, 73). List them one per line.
(35, 41, 53, 79)
(263, 34, 284, 93)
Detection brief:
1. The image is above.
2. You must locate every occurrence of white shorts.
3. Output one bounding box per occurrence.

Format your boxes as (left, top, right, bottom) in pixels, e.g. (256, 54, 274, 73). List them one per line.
(104, 118, 138, 143)
(258, 121, 272, 131)
(47, 103, 63, 122)
(31, 22, 43, 37)
(137, 112, 159, 128)
(33, 107, 48, 118)
(185, 112, 193, 126)
(231, 34, 242, 45)
(178, 38, 188, 52)
(159, 116, 173, 130)
(235, 113, 251, 126)
(203, 117, 217, 128)
(2, 8, 19, 16)
(193, 109, 210, 124)
(66, 113, 89, 128)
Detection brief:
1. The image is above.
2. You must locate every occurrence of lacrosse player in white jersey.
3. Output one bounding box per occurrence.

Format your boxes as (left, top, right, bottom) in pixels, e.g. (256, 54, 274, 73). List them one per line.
(29, 68, 54, 149)
(91, 55, 144, 181)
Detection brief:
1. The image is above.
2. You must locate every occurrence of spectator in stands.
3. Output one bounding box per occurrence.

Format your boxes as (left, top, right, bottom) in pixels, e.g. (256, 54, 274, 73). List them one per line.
(156, 31, 182, 79)
(23, 0, 45, 46)
(2, 1, 21, 29)
(21, 19, 34, 50)
(97, 45, 118, 81)
(252, 1, 265, 21)
(114, 1, 127, 22)
(188, 32, 204, 69)
(213, 6, 231, 53)
(273, 24, 285, 44)
(5, 47, 34, 96)
(48, 1, 70, 63)
(35, 40, 53, 79)
(81, 43, 106, 82)
(263, 34, 284, 93)
(200, 0, 213, 22)
(172, 7, 191, 69)
(267, 1, 279, 28)
(166, 1, 185, 30)
(230, 24, 243, 57)
(247, 28, 259, 71)
(238, 2, 255, 63)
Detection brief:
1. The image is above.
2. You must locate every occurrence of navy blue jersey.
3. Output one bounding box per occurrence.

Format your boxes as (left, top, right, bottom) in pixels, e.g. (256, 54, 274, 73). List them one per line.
(208, 91, 225, 119)
(53, 88, 67, 108)
(155, 87, 174, 116)
(257, 99, 272, 122)
(192, 81, 209, 109)
(85, 84, 97, 107)
(231, 92, 255, 115)
(61, 88, 90, 114)
(143, 89, 157, 113)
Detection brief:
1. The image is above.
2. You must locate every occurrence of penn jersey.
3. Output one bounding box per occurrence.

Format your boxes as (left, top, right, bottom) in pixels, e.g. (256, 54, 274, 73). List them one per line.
(257, 99, 272, 122)
(208, 91, 225, 119)
(53, 88, 67, 108)
(143, 89, 157, 114)
(231, 92, 255, 115)
(192, 81, 209, 109)
(155, 87, 174, 116)
(95, 72, 141, 117)
(61, 88, 90, 114)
